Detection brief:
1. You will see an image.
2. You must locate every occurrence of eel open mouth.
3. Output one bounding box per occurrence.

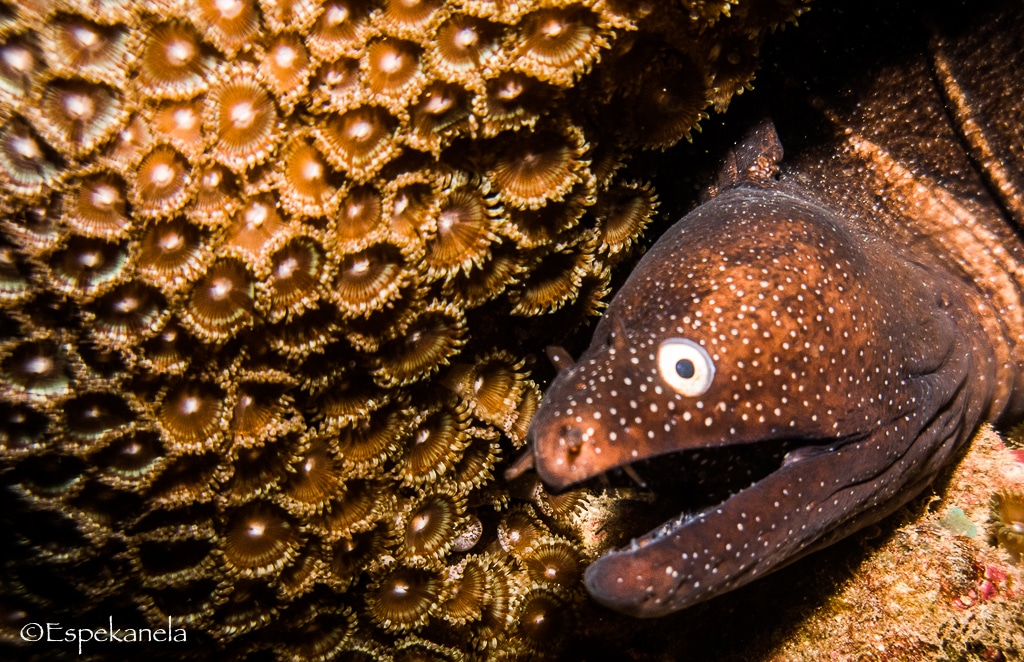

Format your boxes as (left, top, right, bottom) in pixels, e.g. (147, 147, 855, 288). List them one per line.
(556, 434, 857, 617)
(577, 436, 814, 548)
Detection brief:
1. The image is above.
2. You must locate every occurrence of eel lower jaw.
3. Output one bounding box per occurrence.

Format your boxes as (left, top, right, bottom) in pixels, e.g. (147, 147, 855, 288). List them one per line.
(577, 436, 844, 617)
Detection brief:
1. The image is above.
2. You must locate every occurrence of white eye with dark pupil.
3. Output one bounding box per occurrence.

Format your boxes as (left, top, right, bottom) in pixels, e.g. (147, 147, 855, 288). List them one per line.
(657, 338, 714, 397)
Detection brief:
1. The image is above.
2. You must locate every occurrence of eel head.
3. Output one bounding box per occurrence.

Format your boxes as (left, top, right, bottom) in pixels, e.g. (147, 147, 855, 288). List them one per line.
(529, 184, 980, 616)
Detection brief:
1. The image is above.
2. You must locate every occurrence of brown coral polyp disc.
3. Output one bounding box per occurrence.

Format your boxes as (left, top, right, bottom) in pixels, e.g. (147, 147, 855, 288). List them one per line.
(399, 492, 464, 562)
(400, 401, 469, 485)
(157, 380, 226, 450)
(192, 164, 240, 225)
(224, 195, 288, 263)
(372, 302, 466, 387)
(209, 75, 279, 172)
(283, 439, 340, 508)
(0, 239, 32, 304)
(187, 259, 255, 341)
(991, 491, 1024, 560)
(147, 450, 224, 507)
(387, 180, 437, 247)
(50, 235, 128, 298)
(335, 185, 385, 251)
(104, 115, 148, 163)
(489, 128, 583, 209)
(328, 527, 385, 589)
(510, 242, 592, 316)
(137, 21, 210, 99)
(0, 401, 50, 454)
(310, 368, 390, 427)
(336, 407, 405, 471)
(2, 339, 71, 397)
(230, 381, 293, 446)
(595, 181, 657, 256)
(496, 506, 544, 557)
(139, 322, 196, 375)
(194, 0, 260, 56)
(334, 242, 408, 317)
(312, 57, 361, 109)
(278, 605, 357, 660)
(66, 172, 131, 239)
(0, 119, 63, 197)
(318, 106, 399, 181)
(260, 32, 310, 99)
(133, 145, 193, 217)
(0, 37, 40, 99)
(508, 381, 541, 445)
(150, 100, 205, 156)
(279, 135, 338, 217)
(439, 557, 490, 624)
(430, 14, 501, 84)
(135, 536, 215, 587)
(91, 431, 164, 482)
(89, 281, 167, 347)
(478, 72, 553, 137)
(308, 0, 375, 60)
(366, 566, 441, 632)
(224, 441, 293, 503)
(49, 15, 129, 81)
(466, 352, 527, 427)
(516, 7, 605, 83)
(316, 478, 383, 537)
(364, 38, 424, 102)
(423, 186, 496, 282)
(379, 0, 444, 36)
(137, 216, 210, 289)
(408, 81, 472, 153)
(634, 54, 709, 149)
(451, 435, 500, 491)
(63, 392, 134, 442)
(36, 78, 124, 158)
(523, 538, 581, 589)
(221, 501, 299, 576)
(266, 236, 327, 315)
(516, 591, 568, 651)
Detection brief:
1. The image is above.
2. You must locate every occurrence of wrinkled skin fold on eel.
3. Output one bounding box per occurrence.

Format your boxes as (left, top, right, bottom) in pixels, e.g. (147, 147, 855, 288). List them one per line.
(528, 0, 1024, 618)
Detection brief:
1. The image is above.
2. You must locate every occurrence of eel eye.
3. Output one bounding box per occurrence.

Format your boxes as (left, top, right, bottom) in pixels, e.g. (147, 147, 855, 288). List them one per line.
(657, 338, 714, 397)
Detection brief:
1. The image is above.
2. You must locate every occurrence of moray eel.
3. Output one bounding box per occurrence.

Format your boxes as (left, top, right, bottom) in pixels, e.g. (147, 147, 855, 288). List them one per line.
(528, 1, 1024, 617)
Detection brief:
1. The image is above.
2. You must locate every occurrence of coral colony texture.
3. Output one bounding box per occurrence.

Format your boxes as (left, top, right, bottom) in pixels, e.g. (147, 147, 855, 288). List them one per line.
(0, 0, 809, 659)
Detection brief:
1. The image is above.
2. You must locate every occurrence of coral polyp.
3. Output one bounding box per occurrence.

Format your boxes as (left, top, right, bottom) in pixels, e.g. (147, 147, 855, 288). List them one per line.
(365, 565, 443, 632)
(0, 0, 807, 658)
(513, 7, 607, 86)
(137, 21, 212, 99)
(184, 259, 255, 341)
(318, 105, 400, 181)
(363, 37, 426, 110)
(423, 183, 499, 282)
(34, 78, 125, 159)
(207, 67, 279, 172)
(991, 491, 1024, 561)
(220, 501, 300, 577)
(394, 488, 467, 564)
(488, 124, 586, 209)
(155, 379, 227, 452)
(133, 145, 194, 217)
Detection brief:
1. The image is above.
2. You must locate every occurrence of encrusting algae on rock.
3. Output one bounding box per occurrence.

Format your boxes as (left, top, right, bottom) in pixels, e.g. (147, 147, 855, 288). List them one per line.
(0, 0, 810, 659)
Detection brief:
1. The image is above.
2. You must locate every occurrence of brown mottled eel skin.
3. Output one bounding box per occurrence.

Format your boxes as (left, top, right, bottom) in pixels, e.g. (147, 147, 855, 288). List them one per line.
(528, 1, 1024, 617)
